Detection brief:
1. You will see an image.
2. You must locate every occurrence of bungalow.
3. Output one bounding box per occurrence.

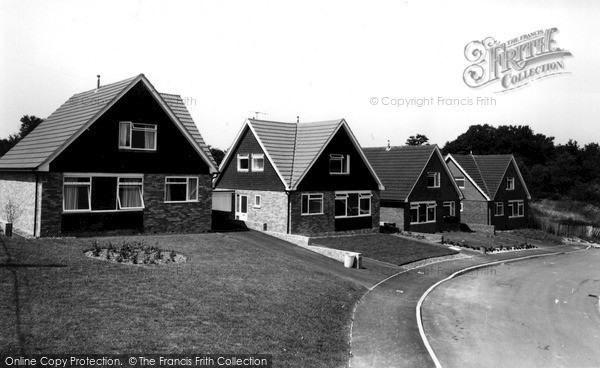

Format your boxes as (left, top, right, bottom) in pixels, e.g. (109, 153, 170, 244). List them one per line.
(445, 154, 531, 230)
(213, 118, 384, 236)
(0, 74, 218, 237)
(363, 145, 462, 233)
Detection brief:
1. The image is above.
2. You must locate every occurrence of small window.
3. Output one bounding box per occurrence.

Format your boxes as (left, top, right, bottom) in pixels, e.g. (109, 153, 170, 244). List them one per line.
(507, 177, 515, 190)
(119, 121, 156, 150)
(460, 203, 464, 212)
(509, 200, 524, 217)
(237, 154, 249, 172)
(117, 177, 144, 209)
(455, 176, 465, 189)
(254, 195, 261, 208)
(329, 154, 350, 175)
(443, 201, 455, 216)
(165, 177, 199, 202)
(63, 177, 91, 211)
(495, 202, 504, 216)
(252, 154, 264, 172)
(427, 172, 441, 188)
(301, 193, 323, 215)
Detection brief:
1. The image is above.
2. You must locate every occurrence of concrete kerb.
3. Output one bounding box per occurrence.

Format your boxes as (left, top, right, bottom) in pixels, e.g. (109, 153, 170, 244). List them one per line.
(347, 252, 472, 368)
(415, 245, 592, 368)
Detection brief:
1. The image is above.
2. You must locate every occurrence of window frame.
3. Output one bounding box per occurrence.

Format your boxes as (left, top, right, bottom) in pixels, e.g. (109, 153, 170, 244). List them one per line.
(454, 176, 465, 189)
(427, 172, 441, 188)
(251, 154, 264, 172)
(254, 195, 261, 208)
(164, 176, 199, 203)
(237, 154, 249, 172)
(329, 154, 350, 175)
(494, 202, 504, 217)
(410, 201, 437, 224)
(301, 193, 324, 216)
(508, 200, 524, 218)
(507, 177, 515, 190)
(118, 121, 157, 151)
(117, 177, 145, 210)
(443, 201, 456, 217)
(62, 176, 92, 212)
(334, 191, 372, 219)
(63, 173, 144, 213)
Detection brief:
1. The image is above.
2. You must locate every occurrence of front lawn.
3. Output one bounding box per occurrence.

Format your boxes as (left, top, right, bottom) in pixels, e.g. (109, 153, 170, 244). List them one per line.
(0, 233, 364, 368)
(312, 234, 458, 266)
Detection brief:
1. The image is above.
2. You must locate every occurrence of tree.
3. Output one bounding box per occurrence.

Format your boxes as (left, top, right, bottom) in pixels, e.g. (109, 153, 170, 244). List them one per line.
(209, 147, 226, 166)
(406, 134, 429, 146)
(18, 115, 43, 138)
(0, 115, 44, 157)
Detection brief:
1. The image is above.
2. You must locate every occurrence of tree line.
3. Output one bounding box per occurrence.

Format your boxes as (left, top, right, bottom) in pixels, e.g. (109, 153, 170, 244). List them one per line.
(440, 124, 600, 205)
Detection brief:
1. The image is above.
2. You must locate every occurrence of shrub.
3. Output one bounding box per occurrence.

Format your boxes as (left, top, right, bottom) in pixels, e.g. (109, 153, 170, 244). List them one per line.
(169, 250, 177, 262)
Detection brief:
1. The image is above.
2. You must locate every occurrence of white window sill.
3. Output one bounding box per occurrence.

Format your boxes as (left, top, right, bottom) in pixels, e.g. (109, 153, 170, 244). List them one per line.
(301, 212, 324, 216)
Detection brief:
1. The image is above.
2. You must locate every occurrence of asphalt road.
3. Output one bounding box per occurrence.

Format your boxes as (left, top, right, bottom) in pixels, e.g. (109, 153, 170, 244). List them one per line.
(422, 249, 600, 368)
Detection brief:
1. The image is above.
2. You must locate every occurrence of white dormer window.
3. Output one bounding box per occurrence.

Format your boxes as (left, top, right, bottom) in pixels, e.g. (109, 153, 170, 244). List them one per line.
(507, 177, 515, 190)
(427, 172, 441, 188)
(237, 154, 249, 172)
(119, 121, 157, 151)
(329, 154, 350, 175)
(252, 154, 264, 172)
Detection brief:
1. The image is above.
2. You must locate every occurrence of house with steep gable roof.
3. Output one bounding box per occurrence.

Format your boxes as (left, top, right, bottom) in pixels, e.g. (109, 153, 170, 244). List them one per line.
(213, 118, 384, 236)
(445, 154, 531, 229)
(0, 74, 218, 237)
(363, 145, 463, 233)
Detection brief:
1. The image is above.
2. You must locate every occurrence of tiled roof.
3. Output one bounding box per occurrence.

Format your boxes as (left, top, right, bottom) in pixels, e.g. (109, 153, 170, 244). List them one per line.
(160, 93, 215, 164)
(363, 145, 437, 202)
(449, 154, 513, 199)
(236, 118, 382, 190)
(0, 74, 216, 171)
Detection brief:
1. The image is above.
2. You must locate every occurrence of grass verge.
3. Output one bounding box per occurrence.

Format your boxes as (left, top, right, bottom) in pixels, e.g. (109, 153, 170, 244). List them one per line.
(0, 233, 364, 368)
(312, 234, 457, 266)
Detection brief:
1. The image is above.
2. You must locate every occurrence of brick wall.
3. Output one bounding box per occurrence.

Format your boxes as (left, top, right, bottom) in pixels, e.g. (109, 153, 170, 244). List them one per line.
(0, 172, 38, 235)
(143, 173, 212, 233)
(40, 172, 62, 237)
(290, 191, 335, 235)
(461, 200, 488, 224)
(381, 206, 405, 230)
(231, 189, 288, 233)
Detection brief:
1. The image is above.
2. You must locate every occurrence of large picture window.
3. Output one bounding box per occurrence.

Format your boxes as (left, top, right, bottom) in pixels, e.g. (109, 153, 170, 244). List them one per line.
(335, 192, 371, 218)
(301, 193, 323, 215)
(165, 177, 199, 202)
(118, 178, 144, 209)
(329, 154, 350, 175)
(63, 177, 91, 211)
(410, 202, 436, 224)
(63, 174, 144, 212)
(119, 121, 157, 150)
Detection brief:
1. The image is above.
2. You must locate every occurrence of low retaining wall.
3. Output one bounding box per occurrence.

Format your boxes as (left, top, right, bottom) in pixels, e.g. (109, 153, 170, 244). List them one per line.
(265, 231, 361, 268)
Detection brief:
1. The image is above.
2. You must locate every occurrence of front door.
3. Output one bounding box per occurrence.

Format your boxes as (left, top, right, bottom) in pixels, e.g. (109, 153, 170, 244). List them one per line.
(236, 194, 248, 221)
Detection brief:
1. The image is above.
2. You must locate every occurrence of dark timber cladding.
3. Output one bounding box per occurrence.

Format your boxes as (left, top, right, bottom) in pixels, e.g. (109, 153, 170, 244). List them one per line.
(216, 126, 285, 191)
(50, 82, 211, 174)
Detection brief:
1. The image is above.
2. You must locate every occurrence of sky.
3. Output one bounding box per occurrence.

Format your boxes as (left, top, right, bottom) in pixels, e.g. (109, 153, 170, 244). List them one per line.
(1, 0, 599, 151)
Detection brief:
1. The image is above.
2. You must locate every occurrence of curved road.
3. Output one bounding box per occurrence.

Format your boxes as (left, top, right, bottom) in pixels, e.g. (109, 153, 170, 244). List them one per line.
(422, 249, 600, 368)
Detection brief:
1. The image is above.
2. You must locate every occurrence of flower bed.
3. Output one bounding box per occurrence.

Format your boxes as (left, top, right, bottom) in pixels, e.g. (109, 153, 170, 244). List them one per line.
(440, 237, 536, 253)
(85, 240, 186, 265)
